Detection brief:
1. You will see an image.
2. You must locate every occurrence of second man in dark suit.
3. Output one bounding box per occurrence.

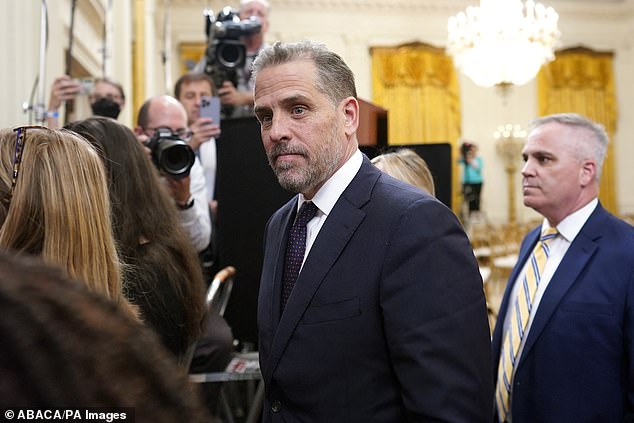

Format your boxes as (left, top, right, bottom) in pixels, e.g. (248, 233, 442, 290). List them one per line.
(492, 113, 634, 422)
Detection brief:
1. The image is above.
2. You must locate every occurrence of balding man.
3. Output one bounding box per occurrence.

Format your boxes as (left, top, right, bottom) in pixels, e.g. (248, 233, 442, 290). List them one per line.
(135, 95, 211, 252)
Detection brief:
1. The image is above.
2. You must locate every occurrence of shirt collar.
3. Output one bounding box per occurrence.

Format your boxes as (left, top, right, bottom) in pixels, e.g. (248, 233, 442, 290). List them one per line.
(542, 198, 598, 243)
(297, 150, 363, 216)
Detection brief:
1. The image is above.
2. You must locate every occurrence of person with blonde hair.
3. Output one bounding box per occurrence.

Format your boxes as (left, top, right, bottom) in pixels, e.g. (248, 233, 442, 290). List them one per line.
(0, 125, 135, 318)
(371, 148, 436, 196)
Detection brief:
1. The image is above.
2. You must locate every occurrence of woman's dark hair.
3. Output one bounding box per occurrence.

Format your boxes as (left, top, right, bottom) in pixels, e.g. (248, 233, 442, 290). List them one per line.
(460, 141, 474, 163)
(0, 251, 209, 421)
(65, 117, 206, 358)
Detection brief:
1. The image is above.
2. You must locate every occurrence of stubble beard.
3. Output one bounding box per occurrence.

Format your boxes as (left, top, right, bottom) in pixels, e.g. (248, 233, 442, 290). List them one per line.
(268, 125, 346, 195)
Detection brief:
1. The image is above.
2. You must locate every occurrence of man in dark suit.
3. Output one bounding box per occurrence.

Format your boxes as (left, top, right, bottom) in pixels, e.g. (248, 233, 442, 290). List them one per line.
(252, 40, 493, 422)
(492, 113, 634, 422)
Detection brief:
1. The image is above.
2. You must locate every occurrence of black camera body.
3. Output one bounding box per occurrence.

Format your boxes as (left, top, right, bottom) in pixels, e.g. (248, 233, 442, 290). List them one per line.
(203, 7, 261, 92)
(145, 128, 195, 179)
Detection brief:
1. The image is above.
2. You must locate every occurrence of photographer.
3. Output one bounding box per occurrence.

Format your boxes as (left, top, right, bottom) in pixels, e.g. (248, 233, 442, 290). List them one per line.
(459, 141, 484, 218)
(174, 72, 220, 209)
(46, 75, 125, 128)
(196, 0, 270, 117)
(135, 96, 212, 253)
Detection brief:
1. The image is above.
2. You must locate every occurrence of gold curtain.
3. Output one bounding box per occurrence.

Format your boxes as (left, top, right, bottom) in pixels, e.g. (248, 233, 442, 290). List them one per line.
(371, 43, 461, 213)
(537, 47, 618, 213)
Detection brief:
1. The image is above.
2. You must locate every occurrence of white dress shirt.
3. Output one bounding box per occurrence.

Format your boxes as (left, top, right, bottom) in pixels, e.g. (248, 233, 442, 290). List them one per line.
(198, 138, 217, 202)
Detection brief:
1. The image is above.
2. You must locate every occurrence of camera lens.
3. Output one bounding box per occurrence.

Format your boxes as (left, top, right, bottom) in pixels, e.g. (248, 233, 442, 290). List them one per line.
(155, 140, 195, 179)
(216, 40, 246, 69)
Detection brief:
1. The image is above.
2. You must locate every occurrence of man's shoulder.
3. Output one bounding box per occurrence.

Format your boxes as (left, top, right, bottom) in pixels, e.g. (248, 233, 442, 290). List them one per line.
(372, 171, 440, 208)
(600, 212, 634, 245)
(587, 205, 634, 237)
(577, 207, 634, 263)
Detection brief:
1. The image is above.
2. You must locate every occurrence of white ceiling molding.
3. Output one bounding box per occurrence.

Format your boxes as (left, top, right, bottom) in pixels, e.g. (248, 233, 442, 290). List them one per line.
(172, 0, 633, 18)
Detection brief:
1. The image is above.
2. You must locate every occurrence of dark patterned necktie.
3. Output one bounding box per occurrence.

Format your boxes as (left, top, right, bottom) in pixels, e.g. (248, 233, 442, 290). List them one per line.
(281, 201, 318, 311)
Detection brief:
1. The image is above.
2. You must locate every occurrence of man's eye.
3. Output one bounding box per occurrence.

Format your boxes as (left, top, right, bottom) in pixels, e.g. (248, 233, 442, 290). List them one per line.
(291, 106, 306, 115)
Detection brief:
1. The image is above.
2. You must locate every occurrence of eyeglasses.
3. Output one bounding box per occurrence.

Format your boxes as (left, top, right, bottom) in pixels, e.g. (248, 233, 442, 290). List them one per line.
(3, 125, 48, 205)
(143, 127, 193, 142)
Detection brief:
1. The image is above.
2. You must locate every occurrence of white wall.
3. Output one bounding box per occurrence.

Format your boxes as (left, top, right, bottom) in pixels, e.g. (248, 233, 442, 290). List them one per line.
(1, 1, 47, 127)
(0, 0, 132, 128)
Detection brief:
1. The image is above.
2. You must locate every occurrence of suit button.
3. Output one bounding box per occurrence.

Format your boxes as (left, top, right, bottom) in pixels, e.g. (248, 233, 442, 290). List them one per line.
(271, 400, 281, 413)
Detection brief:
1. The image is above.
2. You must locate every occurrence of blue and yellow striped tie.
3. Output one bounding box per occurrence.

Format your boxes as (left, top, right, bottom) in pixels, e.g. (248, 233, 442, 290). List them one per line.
(496, 227, 558, 422)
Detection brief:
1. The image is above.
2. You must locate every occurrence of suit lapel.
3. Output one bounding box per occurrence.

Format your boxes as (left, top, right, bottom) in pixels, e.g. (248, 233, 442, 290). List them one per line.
(263, 158, 378, 385)
(518, 206, 605, 364)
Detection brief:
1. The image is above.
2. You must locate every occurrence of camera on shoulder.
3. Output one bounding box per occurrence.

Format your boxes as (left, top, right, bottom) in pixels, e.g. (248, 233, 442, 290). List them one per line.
(145, 128, 195, 179)
(203, 6, 261, 90)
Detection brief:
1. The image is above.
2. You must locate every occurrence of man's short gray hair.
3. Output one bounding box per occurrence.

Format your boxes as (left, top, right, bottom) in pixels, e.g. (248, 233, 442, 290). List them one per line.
(252, 40, 357, 106)
(529, 113, 609, 180)
(240, 0, 270, 12)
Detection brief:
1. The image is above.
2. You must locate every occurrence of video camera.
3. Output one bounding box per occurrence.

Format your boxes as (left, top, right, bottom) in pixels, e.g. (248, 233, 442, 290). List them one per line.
(145, 128, 195, 179)
(203, 7, 261, 91)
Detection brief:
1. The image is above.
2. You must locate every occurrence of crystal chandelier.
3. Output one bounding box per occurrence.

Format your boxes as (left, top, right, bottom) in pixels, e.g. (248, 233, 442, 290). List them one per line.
(447, 0, 560, 87)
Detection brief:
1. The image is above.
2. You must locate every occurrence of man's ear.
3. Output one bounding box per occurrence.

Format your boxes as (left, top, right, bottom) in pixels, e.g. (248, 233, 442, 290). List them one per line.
(341, 97, 359, 136)
(579, 159, 597, 186)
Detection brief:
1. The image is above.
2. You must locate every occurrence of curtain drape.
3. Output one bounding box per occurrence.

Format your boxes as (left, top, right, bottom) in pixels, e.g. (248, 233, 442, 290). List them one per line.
(537, 47, 618, 213)
(371, 43, 461, 213)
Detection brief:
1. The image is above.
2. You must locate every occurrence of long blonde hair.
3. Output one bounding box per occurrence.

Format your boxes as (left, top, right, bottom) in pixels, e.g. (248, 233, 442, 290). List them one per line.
(372, 148, 436, 196)
(0, 127, 132, 315)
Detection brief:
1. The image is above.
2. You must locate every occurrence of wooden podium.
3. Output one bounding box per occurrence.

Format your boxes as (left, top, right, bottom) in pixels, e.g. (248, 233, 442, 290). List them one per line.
(357, 98, 388, 148)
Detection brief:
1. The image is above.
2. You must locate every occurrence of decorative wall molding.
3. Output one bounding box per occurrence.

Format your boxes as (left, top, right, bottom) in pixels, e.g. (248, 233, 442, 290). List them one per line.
(171, 0, 634, 19)
(78, 0, 106, 27)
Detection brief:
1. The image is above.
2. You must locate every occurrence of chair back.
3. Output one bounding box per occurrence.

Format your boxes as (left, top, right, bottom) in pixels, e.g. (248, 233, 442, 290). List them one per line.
(180, 266, 236, 369)
(189, 266, 263, 423)
(206, 266, 236, 318)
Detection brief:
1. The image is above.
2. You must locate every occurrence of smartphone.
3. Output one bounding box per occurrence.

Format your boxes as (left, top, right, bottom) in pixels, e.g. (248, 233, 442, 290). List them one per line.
(77, 78, 94, 96)
(200, 95, 221, 124)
